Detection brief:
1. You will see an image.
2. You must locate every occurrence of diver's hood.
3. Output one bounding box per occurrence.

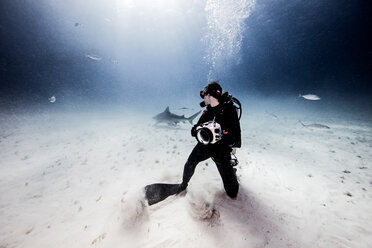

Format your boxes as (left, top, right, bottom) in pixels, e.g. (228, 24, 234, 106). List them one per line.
(200, 91, 242, 120)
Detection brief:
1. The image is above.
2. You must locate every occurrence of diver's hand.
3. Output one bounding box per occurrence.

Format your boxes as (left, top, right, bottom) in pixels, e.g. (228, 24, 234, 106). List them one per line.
(216, 137, 234, 150)
(191, 125, 198, 137)
(219, 132, 235, 147)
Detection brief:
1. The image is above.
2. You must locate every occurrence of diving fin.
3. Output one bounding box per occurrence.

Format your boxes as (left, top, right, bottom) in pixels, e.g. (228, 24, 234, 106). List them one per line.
(144, 183, 180, 205)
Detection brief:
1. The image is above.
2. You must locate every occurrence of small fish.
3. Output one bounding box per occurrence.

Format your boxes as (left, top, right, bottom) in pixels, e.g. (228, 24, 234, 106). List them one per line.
(299, 94, 321, 100)
(299, 120, 330, 129)
(49, 96, 56, 103)
(85, 54, 102, 61)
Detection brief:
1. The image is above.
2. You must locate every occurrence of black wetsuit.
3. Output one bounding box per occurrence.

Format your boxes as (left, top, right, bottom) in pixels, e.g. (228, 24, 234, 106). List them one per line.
(180, 102, 241, 198)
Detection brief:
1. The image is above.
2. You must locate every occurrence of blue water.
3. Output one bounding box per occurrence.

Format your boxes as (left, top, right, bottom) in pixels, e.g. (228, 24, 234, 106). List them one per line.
(0, 0, 370, 112)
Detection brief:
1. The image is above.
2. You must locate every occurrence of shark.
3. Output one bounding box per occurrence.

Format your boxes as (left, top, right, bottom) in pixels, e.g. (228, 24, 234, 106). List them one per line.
(153, 107, 201, 126)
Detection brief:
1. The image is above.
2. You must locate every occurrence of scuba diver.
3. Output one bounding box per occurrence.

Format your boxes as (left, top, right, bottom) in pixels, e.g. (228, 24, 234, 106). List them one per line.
(177, 81, 242, 198)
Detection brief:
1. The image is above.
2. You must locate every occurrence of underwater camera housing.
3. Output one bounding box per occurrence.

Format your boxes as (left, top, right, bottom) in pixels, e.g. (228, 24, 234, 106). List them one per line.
(195, 120, 222, 145)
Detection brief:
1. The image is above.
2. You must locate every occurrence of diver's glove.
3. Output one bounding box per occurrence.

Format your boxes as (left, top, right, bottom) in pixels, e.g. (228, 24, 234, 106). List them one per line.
(219, 135, 234, 147)
(191, 125, 198, 137)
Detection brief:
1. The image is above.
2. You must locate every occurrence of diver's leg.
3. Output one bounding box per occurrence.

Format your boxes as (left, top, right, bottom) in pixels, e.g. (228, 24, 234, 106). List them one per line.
(212, 147, 239, 198)
(178, 143, 211, 192)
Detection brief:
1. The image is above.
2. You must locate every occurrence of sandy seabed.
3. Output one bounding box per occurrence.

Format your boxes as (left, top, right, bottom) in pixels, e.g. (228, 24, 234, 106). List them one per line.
(0, 102, 371, 248)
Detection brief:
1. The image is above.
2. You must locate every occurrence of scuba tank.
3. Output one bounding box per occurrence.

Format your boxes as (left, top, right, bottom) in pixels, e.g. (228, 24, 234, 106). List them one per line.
(220, 92, 242, 120)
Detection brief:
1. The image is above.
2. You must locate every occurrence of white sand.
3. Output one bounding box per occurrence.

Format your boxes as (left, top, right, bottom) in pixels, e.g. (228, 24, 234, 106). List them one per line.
(0, 102, 371, 248)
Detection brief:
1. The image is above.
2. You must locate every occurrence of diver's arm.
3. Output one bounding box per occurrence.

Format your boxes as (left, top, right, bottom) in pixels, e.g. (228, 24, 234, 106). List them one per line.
(191, 109, 209, 137)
